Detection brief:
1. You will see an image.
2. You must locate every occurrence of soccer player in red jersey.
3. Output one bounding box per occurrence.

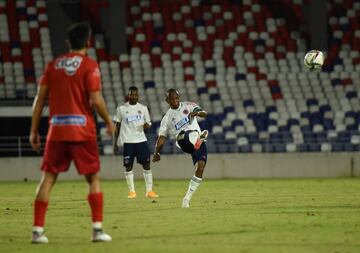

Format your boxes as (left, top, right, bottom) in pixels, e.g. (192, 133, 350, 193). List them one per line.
(29, 22, 114, 243)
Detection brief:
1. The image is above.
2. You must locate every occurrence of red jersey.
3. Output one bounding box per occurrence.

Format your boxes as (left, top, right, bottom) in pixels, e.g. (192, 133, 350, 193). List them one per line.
(39, 52, 101, 141)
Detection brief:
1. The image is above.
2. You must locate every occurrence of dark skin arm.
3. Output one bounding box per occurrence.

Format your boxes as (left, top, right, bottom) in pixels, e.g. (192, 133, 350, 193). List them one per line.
(188, 109, 207, 123)
(143, 122, 151, 129)
(152, 135, 166, 162)
(137, 122, 152, 131)
(113, 122, 121, 154)
(189, 110, 207, 118)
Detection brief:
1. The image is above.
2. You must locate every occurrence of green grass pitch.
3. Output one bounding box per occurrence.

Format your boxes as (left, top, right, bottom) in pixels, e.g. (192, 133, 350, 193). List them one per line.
(0, 178, 360, 253)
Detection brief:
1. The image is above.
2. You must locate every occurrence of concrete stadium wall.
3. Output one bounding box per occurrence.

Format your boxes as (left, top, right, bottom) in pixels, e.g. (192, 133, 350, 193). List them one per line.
(0, 153, 359, 181)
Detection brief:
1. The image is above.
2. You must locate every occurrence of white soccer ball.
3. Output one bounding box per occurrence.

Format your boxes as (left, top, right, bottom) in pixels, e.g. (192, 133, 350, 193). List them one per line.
(304, 50, 324, 71)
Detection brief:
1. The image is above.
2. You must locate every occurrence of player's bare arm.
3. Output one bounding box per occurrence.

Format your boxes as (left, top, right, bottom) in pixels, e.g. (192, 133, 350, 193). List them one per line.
(30, 85, 48, 152)
(89, 91, 114, 135)
(152, 135, 166, 162)
(113, 122, 121, 154)
(188, 108, 207, 124)
(189, 110, 207, 118)
(191, 106, 207, 117)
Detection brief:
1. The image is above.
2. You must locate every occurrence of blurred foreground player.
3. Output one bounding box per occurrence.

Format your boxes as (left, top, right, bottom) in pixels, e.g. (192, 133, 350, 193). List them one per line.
(152, 89, 208, 208)
(29, 22, 114, 243)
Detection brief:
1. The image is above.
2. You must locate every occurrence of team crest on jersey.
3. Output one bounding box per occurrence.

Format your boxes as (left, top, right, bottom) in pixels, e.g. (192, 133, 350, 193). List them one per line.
(183, 109, 189, 115)
(138, 110, 142, 114)
(55, 56, 83, 76)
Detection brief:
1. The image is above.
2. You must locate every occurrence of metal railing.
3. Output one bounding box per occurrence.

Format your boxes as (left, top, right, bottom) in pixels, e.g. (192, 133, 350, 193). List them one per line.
(0, 136, 44, 157)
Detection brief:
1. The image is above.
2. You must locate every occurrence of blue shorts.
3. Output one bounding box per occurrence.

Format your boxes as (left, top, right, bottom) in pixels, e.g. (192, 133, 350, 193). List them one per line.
(177, 130, 207, 165)
(123, 141, 150, 167)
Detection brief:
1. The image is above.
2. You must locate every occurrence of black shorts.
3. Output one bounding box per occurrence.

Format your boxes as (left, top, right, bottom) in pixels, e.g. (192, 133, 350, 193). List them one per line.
(177, 130, 207, 165)
(123, 141, 150, 167)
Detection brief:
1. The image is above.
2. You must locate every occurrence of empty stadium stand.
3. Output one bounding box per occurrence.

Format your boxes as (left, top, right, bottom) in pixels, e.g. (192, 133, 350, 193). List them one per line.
(0, 0, 359, 155)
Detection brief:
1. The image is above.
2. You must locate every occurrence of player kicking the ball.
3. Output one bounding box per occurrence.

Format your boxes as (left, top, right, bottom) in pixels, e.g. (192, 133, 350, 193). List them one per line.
(152, 89, 208, 208)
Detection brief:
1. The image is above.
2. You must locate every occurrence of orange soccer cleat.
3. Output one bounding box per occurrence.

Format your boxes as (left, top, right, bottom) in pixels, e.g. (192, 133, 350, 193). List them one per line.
(127, 191, 137, 199)
(145, 191, 159, 198)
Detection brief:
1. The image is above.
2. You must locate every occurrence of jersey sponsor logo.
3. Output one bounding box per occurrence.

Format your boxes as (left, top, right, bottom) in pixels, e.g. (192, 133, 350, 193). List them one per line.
(55, 56, 83, 76)
(126, 114, 142, 123)
(51, 114, 86, 126)
(174, 116, 190, 130)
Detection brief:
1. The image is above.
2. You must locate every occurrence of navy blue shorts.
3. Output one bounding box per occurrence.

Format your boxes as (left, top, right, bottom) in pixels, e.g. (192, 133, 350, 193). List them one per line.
(123, 141, 150, 167)
(177, 130, 207, 165)
(191, 142, 207, 165)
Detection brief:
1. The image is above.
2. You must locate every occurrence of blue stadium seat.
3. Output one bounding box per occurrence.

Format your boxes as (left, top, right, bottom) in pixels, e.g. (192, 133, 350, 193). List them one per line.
(238, 145, 251, 153)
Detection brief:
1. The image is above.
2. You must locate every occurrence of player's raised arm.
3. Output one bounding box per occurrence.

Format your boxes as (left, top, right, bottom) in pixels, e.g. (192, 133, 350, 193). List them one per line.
(189, 107, 207, 119)
(30, 85, 48, 152)
(152, 135, 166, 162)
(89, 90, 114, 135)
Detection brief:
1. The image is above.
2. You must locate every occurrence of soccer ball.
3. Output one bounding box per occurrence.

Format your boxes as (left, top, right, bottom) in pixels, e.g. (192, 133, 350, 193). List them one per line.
(304, 50, 324, 71)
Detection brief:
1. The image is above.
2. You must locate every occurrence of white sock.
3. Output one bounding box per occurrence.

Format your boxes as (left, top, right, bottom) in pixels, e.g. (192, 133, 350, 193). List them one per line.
(32, 226, 44, 233)
(143, 169, 153, 192)
(124, 171, 135, 192)
(92, 222, 102, 230)
(184, 175, 202, 201)
(188, 131, 200, 146)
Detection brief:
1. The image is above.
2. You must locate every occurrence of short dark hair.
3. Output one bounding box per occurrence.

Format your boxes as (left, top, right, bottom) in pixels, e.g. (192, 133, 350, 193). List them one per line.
(166, 88, 179, 97)
(67, 22, 91, 50)
(128, 86, 138, 93)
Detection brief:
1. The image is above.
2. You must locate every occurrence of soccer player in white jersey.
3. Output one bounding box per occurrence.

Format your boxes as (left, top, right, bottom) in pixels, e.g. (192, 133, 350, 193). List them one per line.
(113, 86, 159, 199)
(153, 88, 208, 208)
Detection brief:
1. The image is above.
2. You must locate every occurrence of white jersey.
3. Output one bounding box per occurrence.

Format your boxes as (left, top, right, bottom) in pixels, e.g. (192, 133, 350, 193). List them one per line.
(113, 102, 151, 144)
(159, 102, 202, 139)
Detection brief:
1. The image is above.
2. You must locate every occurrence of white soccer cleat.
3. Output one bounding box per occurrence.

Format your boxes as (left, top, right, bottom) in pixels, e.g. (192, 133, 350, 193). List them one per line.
(31, 231, 49, 244)
(92, 229, 112, 242)
(181, 198, 190, 208)
(200, 130, 208, 141)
